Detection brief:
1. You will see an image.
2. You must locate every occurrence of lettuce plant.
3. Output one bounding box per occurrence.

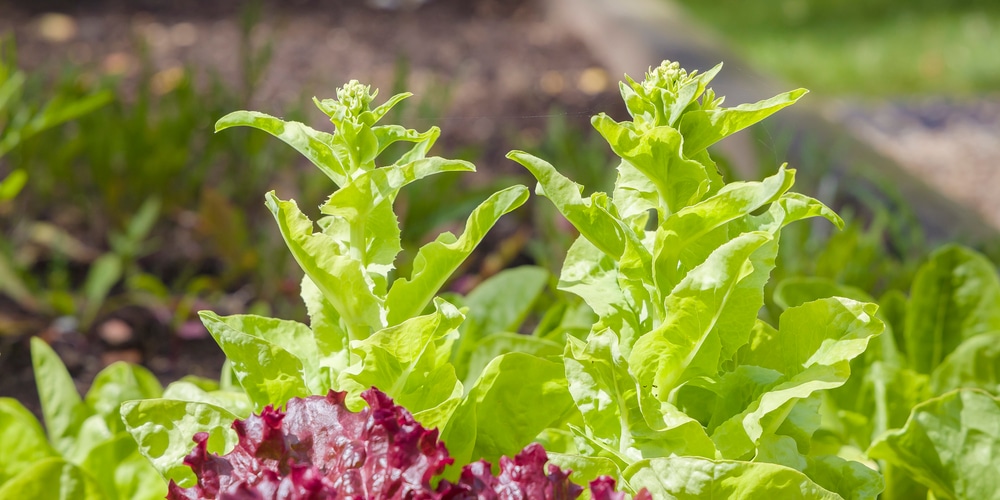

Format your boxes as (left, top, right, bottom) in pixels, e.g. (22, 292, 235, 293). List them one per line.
(507, 61, 885, 497)
(776, 244, 1000, 498)
(0, 338, 164, 499)
(123, 81, 578, 489)
(122, 63, 892, 498)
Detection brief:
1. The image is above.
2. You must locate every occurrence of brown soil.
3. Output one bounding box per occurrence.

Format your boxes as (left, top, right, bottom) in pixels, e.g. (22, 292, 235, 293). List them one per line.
(0, 0, 624, 417)
(1, 0, 626, 166)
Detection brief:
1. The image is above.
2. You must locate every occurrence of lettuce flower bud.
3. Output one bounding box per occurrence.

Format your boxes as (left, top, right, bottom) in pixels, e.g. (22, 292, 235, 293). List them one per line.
(642, 60, 697, 94)
(336, 80, 377, 119)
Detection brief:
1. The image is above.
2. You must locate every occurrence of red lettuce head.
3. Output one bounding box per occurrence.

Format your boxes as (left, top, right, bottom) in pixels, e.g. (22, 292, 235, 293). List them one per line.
(167, 388, 451, 499)
(167, 387, 646, 500)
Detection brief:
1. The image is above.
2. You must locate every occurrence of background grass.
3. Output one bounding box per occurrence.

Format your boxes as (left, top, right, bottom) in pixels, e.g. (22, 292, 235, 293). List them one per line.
(673, 0, 1000, 95)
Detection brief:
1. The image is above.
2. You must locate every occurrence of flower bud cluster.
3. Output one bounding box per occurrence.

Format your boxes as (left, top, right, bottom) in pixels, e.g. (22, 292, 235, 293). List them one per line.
(336, 79, 377, 120)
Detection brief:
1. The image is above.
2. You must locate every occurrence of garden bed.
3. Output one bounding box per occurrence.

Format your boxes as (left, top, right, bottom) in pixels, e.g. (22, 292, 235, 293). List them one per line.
(4, 3, 1000, 498)
(0, 0, 623, 418)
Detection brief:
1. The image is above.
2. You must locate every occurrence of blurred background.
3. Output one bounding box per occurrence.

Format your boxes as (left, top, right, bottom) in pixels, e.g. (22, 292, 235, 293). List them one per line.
(0, 0, 997, 411)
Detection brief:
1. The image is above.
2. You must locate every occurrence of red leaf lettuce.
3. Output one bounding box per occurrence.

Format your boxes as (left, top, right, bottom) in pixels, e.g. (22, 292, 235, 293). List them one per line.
(167, 388, 647, 500)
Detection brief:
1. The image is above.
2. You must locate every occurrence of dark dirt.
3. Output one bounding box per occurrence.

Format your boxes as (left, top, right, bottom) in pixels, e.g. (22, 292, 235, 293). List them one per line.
(0, 0, 624, 418)
(1, 0, 627, 168)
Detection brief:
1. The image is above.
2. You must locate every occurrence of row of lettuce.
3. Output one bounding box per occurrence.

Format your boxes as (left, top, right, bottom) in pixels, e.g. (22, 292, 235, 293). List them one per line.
(2, 62, 999, 499)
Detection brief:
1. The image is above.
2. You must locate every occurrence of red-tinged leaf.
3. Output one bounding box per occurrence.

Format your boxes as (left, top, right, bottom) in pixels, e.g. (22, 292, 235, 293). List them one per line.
(588, 476, 652, 500)
(169, 387, 635, 499)
(435, 443, 583, 499)
(167, 388, 451, 499)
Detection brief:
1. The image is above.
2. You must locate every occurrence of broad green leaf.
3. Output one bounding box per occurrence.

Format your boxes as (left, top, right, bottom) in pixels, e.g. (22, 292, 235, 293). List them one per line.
(754, 434, 807, 470)
(534, 427, 578, 455)
(121, 399, 240, 487)
(0, 457, 103, 500)
(565, 331, 645, 461)
(878, 289, 909, 356)
(678, 89, 808, 156)
(168, 376, 220, 393)
(865, 361, 931, 443)
(462, 265, 550, 336)
(320, 157, 475, 278)
(631, 231, 772, 399)
(710, 234, 778, 368)
(774, 277, 873, 311)
(740, 298, 882, 377)
(619, 75, 653, 125)
(904, 244, 1000, 373)
(412, 397, 464, 436)
(385, 185, 529, 325)
(85, 362, 163, 435)
(201, 313, 325, 394)
(361, 91, 412, 127)
(880, 462, 929, 500)
(546, 453, 621, 487)
(438, 394, 479, 478)
(775, 394, 824, 453)
(930, 332, 1000, 395)
(750, 205, 871, 420)
(703, 365, 783, 434)
(267, 193, 385, 339)
(565, 330, 715, 465)
(714, 299, 883, 459)
(461, 332, 562, 389)
(804, 455, 884, 500)
(765, 192, 843, 230)
(330, 119, 379, 173)
(0, 398, 56, 484)
(558, 237, 642, 351)
(623, 456, 839, 499)
(370, 124, 439, 161)
(868, 389, 1000, 500)
(345, 198, 399, 289)
(511, 149, 654, 301)
(300, 276, 351, 379)
(31, 337, 91, 456)
(611, 159, 659, 224)
(652, 167, 792, 293)
(447, 352, 575, 465)
(507, 150, 627, 259)
(80, 433, 166, 500)
(200, 311, 312, 411)
(714, 192, 842, 365)
(688, 148, 726, 196)
(531, 297, 597, 342)
(453, 266, 551, 379)
(66, 413, 116, 465)
(340, 298, 464, 414)
(592, 117, 710, 217)
(216, 111, 348, 185)
(159, 381, 251, 418)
